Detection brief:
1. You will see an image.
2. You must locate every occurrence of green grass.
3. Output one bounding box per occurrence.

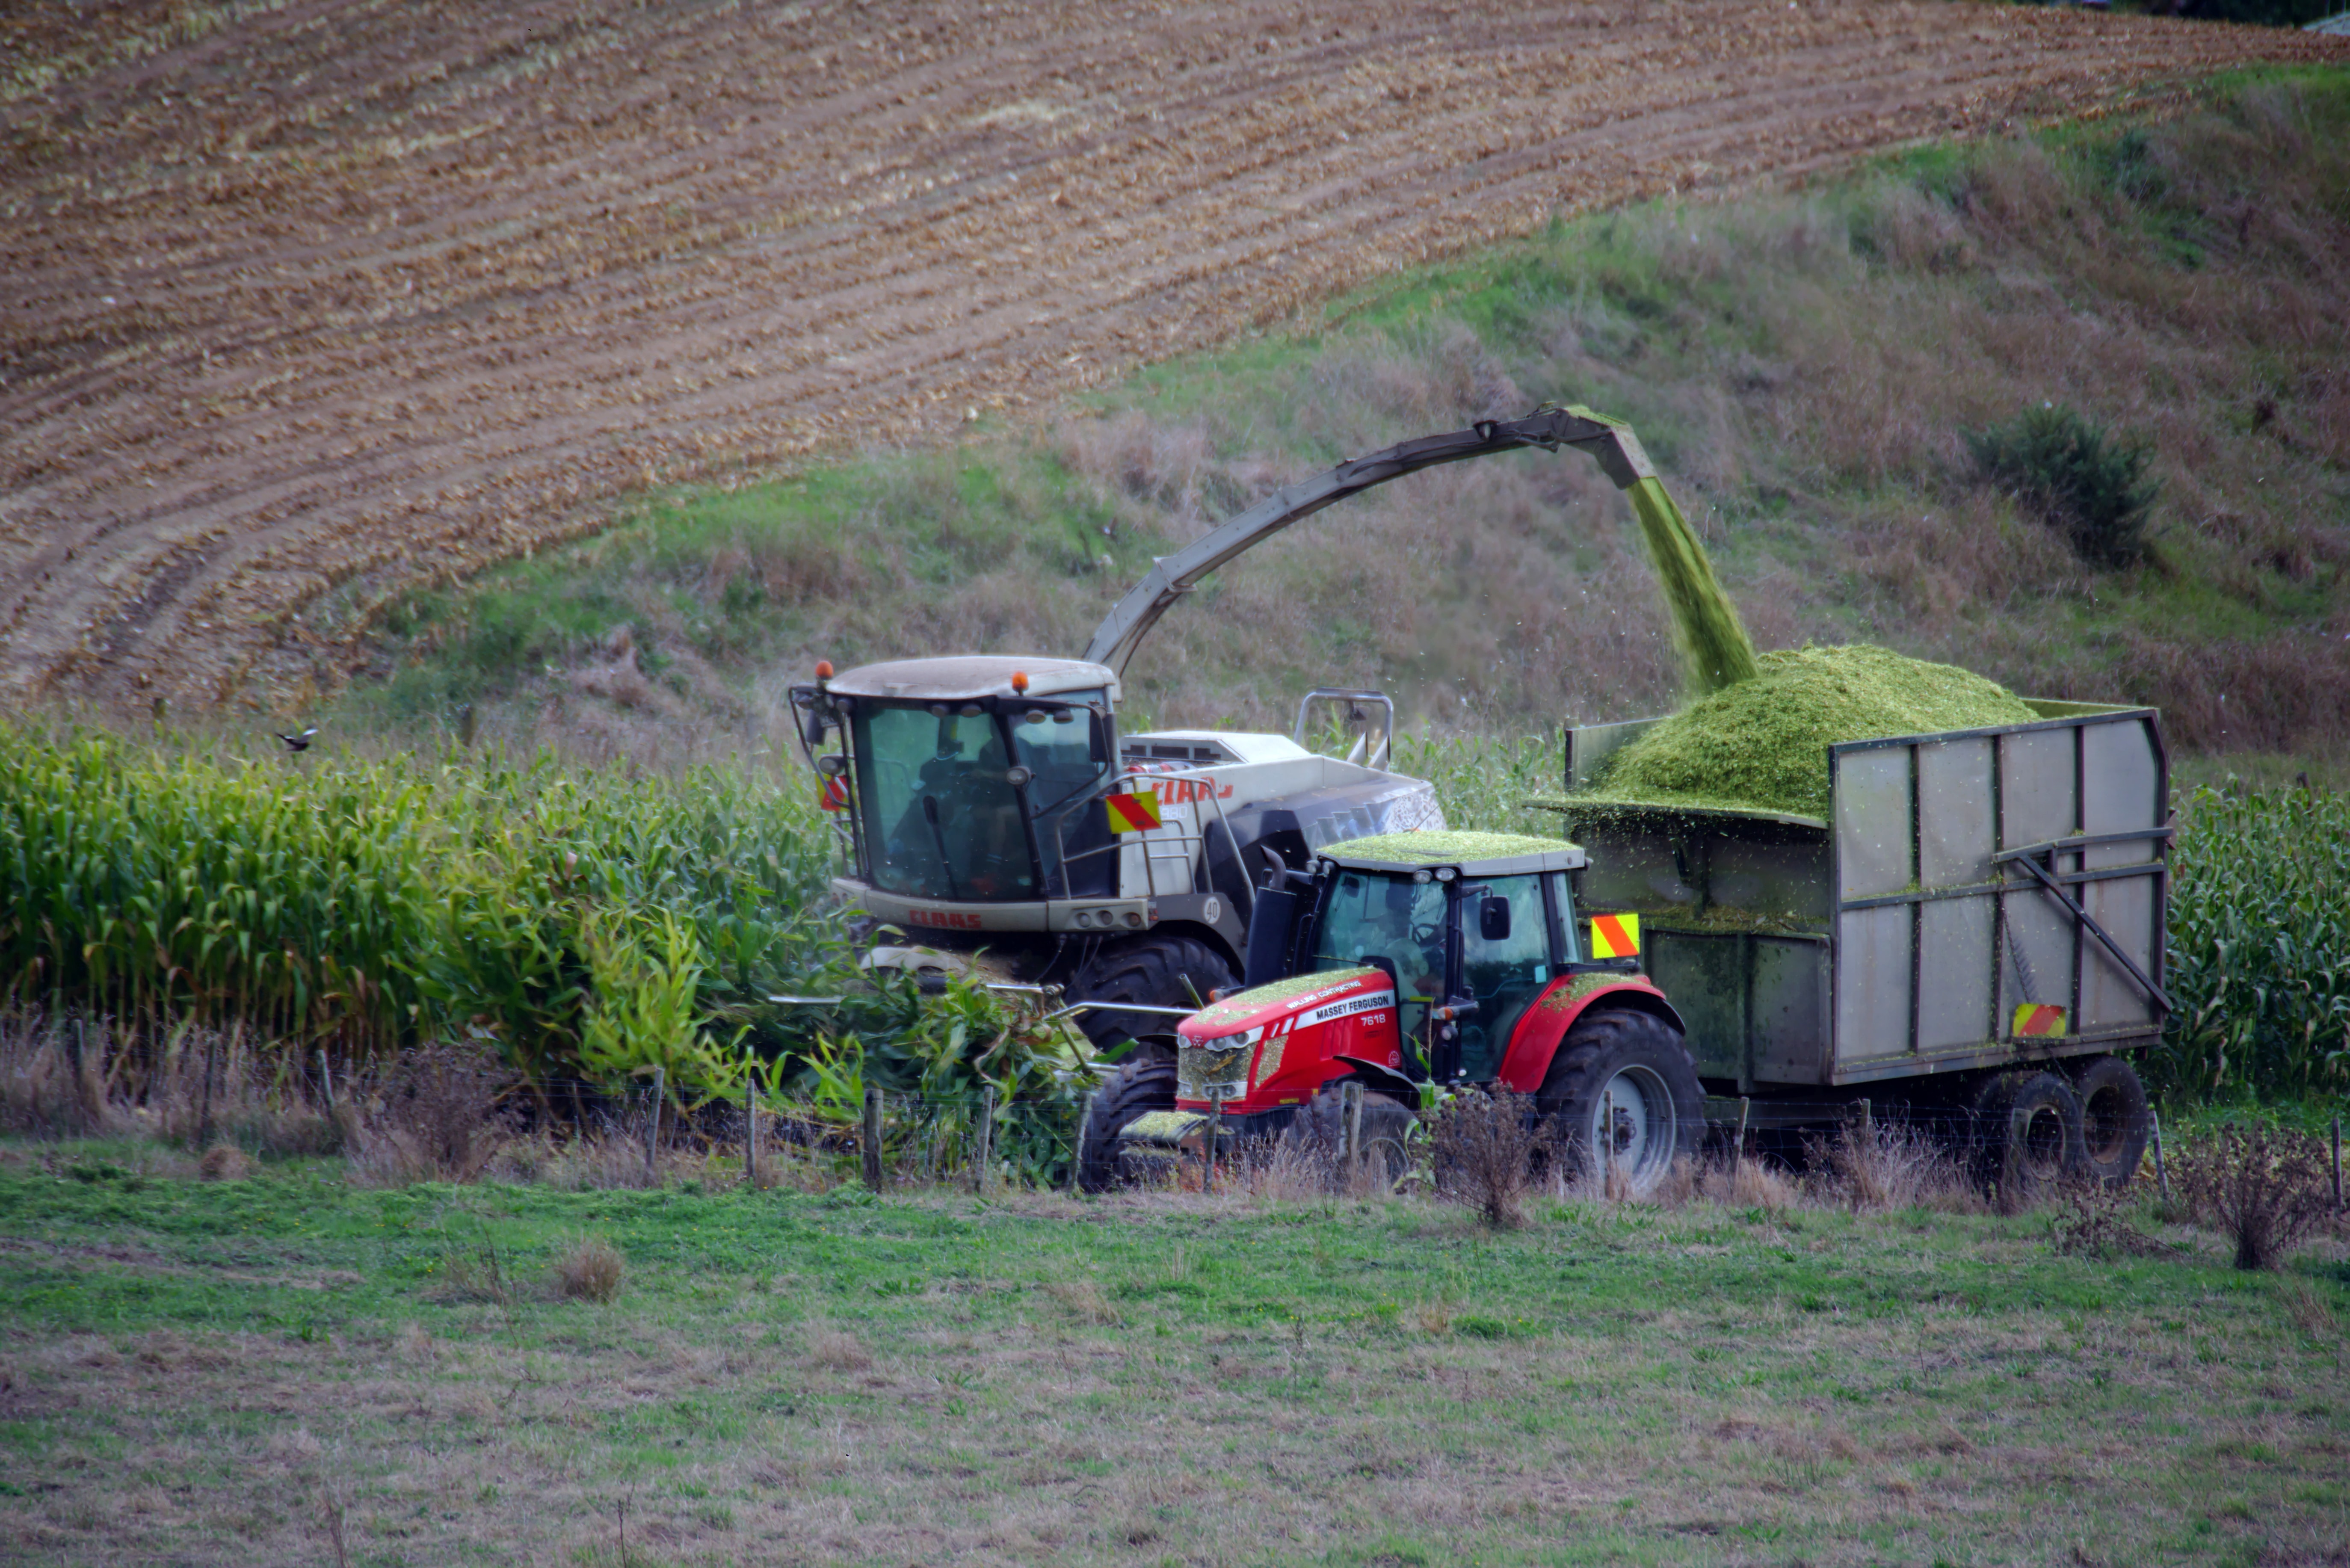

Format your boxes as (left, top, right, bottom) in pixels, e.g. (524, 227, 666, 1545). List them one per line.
(1, 1137, 2345, 1565)
(341, 67, 2350, 778)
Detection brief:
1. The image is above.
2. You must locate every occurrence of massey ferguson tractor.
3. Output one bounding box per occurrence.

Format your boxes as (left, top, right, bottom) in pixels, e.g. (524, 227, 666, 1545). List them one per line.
(788, 404, 1684, 1049)
(1076, 827, 1702, 1191)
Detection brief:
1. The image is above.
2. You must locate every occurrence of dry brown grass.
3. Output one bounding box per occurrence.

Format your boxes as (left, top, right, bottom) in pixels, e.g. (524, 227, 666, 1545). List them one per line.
(804, 1326, 872, 1373)
(551, 1237, 625, 1305)
(1430, 1086, 1551, 1228)
(195, 1145, 249, 1182)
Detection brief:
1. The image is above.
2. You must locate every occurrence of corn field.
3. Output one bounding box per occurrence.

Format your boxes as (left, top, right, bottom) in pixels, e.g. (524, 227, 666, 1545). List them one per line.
(0, 724, 1097, 1169)
(2160, 784, 2350, 1100)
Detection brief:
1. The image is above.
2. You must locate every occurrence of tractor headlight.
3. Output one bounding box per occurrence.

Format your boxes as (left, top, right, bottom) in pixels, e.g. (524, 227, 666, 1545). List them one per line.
(1176, 1032, 1252, 1099)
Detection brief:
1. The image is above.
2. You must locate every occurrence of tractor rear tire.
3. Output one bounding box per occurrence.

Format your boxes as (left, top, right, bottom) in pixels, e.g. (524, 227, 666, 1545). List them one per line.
(2069, 1055, 2151, 1188)
(1068, 932, 1234, 1053)
(1973, 1070, 2087, 1200)
(1277, 1085, 1420, 1193)
(1074, 1055, 1178, 1193)
(1535, 1009, 1706, 1195)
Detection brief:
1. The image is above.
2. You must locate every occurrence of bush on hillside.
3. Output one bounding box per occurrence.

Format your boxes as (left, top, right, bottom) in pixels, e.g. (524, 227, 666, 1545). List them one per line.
(1965, 402, 2161, 568)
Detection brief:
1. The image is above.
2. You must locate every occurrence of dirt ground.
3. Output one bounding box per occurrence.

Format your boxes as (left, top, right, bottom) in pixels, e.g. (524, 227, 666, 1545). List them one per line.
(1, 1, 2340, 713)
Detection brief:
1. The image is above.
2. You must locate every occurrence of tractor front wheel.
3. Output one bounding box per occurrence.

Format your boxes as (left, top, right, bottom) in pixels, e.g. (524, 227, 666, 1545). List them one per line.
(1277, 1084, 1420, 1193)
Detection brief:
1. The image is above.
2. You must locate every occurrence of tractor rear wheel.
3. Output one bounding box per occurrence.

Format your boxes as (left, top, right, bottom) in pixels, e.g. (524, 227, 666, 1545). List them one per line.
(1277, 1084, 1420, 1193)
(1074, 1054, 1178, 1193)
(1536, 1009, 1705, 1194)
(2069, 1055, 2150, 1188)
(1973, 1070, 2087, 1199)
(1068, 932, 1233, 1053)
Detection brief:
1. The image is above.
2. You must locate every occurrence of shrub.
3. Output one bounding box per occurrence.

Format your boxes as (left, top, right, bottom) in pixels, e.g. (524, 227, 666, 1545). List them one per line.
(1430, 1086, 1551, 1228)
(356, 1040, 515, 1184)
(1804, 1117, 1970, 1213)
(552, 1237, 625, 1303)
(1964, 402, 2159, 568)
(2170, 1123, 2338, 1271)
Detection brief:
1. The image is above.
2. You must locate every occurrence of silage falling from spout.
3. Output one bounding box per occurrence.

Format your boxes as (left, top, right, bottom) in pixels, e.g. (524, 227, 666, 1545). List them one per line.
(1625, 476, 1760, 695)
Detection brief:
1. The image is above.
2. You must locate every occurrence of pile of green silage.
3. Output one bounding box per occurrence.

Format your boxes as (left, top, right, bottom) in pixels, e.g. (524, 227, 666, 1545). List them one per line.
(1569, 644, 2039, 820)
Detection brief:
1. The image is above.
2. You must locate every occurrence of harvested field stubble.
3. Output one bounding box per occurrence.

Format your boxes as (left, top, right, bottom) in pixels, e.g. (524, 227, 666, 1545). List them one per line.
(1, 1, 2341, 710)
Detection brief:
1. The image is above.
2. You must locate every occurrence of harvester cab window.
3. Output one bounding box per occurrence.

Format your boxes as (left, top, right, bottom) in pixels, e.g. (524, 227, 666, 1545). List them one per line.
(1309, 871, 1445, 1047)
(1454, 875, 1552, 1081)
(1010, 691, 1114, 899)
(854, 703, 1036, 902)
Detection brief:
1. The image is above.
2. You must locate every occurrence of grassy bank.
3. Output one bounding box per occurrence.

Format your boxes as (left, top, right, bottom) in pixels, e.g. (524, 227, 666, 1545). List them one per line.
(340, 68, 2350, 777)
(0, 1136, 2344, 1567)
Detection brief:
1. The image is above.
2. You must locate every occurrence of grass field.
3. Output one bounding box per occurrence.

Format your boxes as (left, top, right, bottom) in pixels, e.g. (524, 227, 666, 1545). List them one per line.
(2, 1136, 2345, 1567)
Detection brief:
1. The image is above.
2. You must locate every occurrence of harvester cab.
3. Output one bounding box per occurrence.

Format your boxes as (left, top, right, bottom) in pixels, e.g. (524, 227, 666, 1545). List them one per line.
(1076, 828, 1709, 1193)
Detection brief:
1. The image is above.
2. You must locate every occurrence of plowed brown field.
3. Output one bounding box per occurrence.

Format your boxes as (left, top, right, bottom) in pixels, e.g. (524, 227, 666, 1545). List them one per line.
(2, 0, 2340, 711)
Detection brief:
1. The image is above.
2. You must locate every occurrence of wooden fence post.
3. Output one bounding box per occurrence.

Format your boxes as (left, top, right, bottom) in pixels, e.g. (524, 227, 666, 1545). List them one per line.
(745, 1080, 759, 1191)
(2332, 1116, 2341, 1212)
(1600, 1089, 1614, 1192)
(1732, 1095, 1750, 1179)
(974, 1087, 997, 1194)
(1206, 1089, 1225, 1195)
(861, 1087, 885, 1192)
(645, 1066, 664, 1179)
(2150, 1108, 2171, 1206)
(1341, 1080, 1364, 1169)
(198, 1028, 218, 1148)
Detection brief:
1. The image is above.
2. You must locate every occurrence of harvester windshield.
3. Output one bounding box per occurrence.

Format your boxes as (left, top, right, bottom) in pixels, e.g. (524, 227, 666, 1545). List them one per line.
(849, 692, 1114, 902)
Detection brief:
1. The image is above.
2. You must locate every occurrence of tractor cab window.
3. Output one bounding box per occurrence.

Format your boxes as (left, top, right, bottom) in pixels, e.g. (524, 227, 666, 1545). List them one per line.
(1453, 875, 1553, 1081)
(854, 703, 1036, 902)
(1310, 871, 1446, 1047)
(1010, 691, 1114, 899)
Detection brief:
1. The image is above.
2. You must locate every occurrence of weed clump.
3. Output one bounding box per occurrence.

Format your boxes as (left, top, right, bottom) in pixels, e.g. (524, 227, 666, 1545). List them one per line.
(2172, 1123, 2338, 1271)
(1965, 402, 2159, 568)
(1573, 645, 2039, 820)
(552, 1237, 625, 1303)
(1430, 1086, 1551, 1228)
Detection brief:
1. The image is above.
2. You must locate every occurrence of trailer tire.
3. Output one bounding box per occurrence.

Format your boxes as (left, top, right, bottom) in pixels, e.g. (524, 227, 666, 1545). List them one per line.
(1973, 1070, 2087, 1198)
(1278, 1086, 1420, 1193)
(1535, 1009, 1706, 1195)
(1068, 932, 1233, 1053)
(2069, 1055, 2151, 1188)
(1074, 1055, 1179, 1193)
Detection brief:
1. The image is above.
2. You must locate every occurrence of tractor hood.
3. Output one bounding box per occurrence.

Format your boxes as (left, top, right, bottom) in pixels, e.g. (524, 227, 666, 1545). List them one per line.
(1179, 967, 1394, 1042)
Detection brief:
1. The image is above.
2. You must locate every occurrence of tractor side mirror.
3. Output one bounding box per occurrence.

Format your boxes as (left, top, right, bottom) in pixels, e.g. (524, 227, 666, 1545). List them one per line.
(1479, 895, 1511, 942)
(804, 710, 833, 746)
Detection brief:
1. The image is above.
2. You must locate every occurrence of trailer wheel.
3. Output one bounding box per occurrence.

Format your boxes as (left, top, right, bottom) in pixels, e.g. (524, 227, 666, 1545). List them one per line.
(1973, 1070, 2087, 1198)
(2069, 1056, 2151, 1188)
(1074, 1055, 1178, 1193)
(1536, 1009, 1706, 1194)
(1277, 1086, 1420, 1193)
(1068, 932, 1233, 1053)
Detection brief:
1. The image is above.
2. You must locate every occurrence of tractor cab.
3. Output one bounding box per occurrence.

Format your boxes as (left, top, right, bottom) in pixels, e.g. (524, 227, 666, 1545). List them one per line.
(1172, 831, 1605, 1121)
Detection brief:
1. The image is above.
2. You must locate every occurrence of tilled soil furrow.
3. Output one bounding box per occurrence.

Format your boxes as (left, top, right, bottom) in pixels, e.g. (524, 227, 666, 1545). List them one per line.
(0, 0, 2337, 704)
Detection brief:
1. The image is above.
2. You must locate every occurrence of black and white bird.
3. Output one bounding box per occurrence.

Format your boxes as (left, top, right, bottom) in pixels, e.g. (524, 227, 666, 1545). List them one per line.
(274, 727, 319, 753)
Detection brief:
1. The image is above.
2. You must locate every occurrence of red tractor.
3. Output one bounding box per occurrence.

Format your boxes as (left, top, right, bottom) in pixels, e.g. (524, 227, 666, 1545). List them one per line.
(1076, 828, 1705, 1190)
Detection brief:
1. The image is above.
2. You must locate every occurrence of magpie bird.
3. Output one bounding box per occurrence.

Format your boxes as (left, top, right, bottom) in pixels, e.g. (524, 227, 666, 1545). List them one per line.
(274, 727, 318, 753)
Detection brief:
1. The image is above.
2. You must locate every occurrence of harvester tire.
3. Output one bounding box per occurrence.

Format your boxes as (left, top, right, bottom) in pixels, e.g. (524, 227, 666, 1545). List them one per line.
(2067, 1055, 2150, 1188)
(1972, 1070, 2087, 1199)
(1278, 1086, 1420, 1193)
(1068, 932, 1234, 1053)
(1074, 1055, 1178, 1194)
(1536, 1009, 1705, 1195)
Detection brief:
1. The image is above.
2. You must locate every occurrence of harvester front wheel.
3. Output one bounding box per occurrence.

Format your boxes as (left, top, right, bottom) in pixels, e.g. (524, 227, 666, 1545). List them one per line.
(1536, 1009, 1706, 1194)
(1074, 1055, 1178, 1193)
(1068, 932, 1233, 1053)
